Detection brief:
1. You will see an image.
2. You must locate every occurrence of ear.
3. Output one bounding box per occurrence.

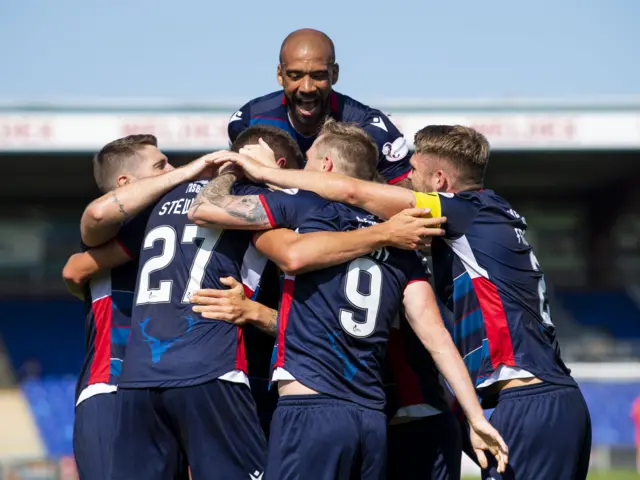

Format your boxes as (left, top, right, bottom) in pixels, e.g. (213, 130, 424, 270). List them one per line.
(322, 156, 334, 173)
(435, 170, 448, 192)
(276, 157, 287, 169)
(331, 63, 339, 86)
(116, 174, 132, 187)
(277, 64, 284, 87)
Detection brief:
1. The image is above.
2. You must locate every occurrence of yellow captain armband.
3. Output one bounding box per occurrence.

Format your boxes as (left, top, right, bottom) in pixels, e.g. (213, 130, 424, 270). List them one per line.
(413, 192, 443, 219)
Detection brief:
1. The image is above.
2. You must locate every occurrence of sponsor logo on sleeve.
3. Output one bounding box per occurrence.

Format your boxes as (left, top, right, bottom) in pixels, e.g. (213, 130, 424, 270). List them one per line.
(381, 137, 409, 162)
(369, 116, 388, 132)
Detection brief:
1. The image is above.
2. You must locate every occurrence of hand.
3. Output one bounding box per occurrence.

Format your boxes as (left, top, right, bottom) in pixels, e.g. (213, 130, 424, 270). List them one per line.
(189, 276, 254, 326)
(217, 160, 244, 178)
(182, 150, 236, 180)
(238, 138, 278, 168)
(381, 208, 447, 250)
(211, 152, 273, 184)
(469, 417, 509, 474)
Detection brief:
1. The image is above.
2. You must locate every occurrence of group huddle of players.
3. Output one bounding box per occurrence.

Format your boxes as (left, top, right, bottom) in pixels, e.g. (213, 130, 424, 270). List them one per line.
(63, 28, 593, 480)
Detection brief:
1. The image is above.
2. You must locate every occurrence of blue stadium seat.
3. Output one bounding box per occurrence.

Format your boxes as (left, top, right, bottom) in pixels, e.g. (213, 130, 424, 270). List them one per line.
(556, 290, 640, 339)
(578, 381, 639, 447)
(21, 376, 76, 457)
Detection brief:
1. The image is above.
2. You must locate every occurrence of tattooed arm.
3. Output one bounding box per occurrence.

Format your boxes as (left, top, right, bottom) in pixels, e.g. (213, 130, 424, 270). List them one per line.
(188, 173, 271, 230)
(80, 152, 222, 247)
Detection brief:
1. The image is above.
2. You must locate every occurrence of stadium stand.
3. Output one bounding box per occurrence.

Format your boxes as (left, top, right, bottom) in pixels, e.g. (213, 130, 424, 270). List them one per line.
(557, 290, 640, 339)
(21, 378, 75, 458)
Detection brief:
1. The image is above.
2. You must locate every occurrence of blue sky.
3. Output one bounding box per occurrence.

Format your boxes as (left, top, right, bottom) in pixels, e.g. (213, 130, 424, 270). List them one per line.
(1, 0, 639, 103)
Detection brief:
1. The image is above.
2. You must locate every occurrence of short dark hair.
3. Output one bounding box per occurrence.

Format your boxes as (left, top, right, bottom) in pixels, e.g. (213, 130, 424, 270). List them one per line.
(93, 134, 158, 192)
(414, 125, 490, 187)
(316, 119, 378, 181)
(231, 125, 303, 169)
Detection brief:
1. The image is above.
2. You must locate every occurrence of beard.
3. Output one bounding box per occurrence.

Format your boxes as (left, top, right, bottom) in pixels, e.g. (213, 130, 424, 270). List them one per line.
(288, 93, 330, 133)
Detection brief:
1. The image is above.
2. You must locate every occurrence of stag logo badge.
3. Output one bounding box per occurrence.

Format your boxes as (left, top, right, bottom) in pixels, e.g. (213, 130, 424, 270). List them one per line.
(139, 316, 198, 363)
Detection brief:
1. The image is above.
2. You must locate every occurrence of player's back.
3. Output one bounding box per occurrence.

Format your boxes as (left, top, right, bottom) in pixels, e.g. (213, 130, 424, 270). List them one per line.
(119, 180, 254, 388)
(273, 202, 426, 410)
(428, 189, 575, 405)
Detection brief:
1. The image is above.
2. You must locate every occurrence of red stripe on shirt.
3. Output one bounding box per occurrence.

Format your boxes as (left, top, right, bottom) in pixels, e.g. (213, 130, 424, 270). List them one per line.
(89, 296, 112, 384)
(235, 327, 248, 373)
(258, 194, 277, 228)
(115, 238, 133, 259)
(275, 277, 295, 368)
(388, 170, 411, 185)
(471, 276, 515, 368)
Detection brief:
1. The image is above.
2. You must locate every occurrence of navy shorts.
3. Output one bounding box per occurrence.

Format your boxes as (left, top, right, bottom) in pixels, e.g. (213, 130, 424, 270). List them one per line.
(111, 379, 267, 480)
(73, 392, 117, 480)
(266, 394, 387, 480)
(388, 412, 462, 480)
(482, 382, 592, 480)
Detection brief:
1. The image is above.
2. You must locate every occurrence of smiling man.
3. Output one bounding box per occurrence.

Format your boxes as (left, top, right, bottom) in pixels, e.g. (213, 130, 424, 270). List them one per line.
(228, 28, 412, 186)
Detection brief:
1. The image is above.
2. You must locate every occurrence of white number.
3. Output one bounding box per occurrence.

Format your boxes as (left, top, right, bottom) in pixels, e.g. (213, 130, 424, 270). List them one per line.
(136, 225, 223, 305)
(181, 225, 223, 303)
(137, 226, 176, 305)
(529, 250, 553, 327)
(340, 257, 383, 338)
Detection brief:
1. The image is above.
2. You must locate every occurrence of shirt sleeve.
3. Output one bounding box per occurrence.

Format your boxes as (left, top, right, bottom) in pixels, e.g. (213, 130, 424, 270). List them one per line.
(413, 192, 478, 239)
(407, 252, 430, 284)
(227, 103, 251, 145)
(259, 190, 326, 229)
(361, 111, 411, 184)
(116, 206, 153, 259)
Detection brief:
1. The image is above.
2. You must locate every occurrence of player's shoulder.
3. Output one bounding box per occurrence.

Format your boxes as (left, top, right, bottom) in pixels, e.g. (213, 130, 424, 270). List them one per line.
(271, 187, 328, 208)
(231, 179, 269, 196)
(323, 201, 381, 230)
(239, 90, 286, 116)
(456, 189, 513, 209)
(336, 91, 377, 120)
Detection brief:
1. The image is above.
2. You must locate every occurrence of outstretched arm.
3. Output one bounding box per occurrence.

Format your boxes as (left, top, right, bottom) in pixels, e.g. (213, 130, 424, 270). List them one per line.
(217, 154, 417, 220)
(81, 152, 221, 247)
(253, 208, 445, 276)
(402, 280, 509, 473)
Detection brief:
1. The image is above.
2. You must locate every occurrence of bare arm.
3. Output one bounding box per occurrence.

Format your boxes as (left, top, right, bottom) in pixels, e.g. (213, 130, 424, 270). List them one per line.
(222, 153, 417, 220)
(402, 280, 485, 423)
(190, 277, 278, 337)
(188, 173, 271, 230)
(253, 228, 386, 276)
(81, 159, 212, 247)
(62, 240, 132, 296)
(253, 208, 446, 276)
(402, 280, 509, 471)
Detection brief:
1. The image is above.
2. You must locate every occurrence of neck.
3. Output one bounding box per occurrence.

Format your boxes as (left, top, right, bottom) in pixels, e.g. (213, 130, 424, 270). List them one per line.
(448, 182, 483, 193)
